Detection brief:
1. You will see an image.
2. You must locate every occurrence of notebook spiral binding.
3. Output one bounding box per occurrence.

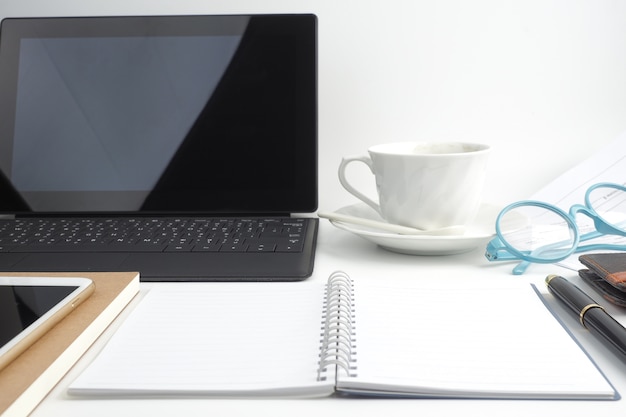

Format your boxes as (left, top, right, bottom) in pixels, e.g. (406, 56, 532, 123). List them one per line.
(317, 270, 357, 381)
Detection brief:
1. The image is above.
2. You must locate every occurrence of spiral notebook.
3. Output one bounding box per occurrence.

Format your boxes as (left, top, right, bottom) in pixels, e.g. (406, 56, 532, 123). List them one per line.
(68, 272, 617, 399)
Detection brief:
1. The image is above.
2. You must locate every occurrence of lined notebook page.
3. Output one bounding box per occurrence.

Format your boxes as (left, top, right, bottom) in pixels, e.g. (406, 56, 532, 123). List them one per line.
(69, 282, 334, 397)
(339, 279, 616, 399)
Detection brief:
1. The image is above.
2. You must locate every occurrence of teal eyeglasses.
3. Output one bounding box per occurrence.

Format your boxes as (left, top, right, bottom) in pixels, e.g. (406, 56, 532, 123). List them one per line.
(485, 182, 626, 274)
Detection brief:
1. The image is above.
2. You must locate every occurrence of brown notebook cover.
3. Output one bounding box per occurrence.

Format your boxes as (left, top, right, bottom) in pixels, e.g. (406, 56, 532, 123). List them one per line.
(0, 271, 139, 417)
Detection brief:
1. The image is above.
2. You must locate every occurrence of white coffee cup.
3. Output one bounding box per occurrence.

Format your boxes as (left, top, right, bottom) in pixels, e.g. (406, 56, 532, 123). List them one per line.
(338, 142, 490, 230)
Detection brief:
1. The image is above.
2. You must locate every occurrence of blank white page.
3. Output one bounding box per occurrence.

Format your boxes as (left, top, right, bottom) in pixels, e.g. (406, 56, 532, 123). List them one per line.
(338, 279, 616, 399)
(69, 282, 334, 397)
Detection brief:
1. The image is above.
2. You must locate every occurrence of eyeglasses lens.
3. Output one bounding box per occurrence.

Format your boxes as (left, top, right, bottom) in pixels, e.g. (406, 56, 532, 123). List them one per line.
(499, 204, 576, 261)
(588, 185, 626, 231)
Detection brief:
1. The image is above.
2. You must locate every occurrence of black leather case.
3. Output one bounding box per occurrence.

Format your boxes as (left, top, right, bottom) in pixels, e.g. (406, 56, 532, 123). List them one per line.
(579, 253, 626, 307)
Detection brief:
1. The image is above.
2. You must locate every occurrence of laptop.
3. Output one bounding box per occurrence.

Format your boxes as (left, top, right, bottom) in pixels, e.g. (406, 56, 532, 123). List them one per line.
(0, 14, 319, 282)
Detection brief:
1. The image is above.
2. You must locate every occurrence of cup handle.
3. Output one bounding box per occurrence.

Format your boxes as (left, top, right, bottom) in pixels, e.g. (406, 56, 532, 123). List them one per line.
(338, 155, 382, 215)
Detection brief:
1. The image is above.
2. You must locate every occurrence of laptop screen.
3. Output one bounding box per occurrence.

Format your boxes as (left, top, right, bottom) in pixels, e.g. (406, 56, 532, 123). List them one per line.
(0, 15, 317, 215)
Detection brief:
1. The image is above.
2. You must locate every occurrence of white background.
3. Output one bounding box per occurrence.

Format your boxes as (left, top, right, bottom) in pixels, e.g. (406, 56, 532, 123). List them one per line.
(2, 0, 626, 212)
(3, 2, 626, 416)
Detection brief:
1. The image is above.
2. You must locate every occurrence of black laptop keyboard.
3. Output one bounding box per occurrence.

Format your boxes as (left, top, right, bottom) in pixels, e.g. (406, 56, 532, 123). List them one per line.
(0, 217, 307, 253)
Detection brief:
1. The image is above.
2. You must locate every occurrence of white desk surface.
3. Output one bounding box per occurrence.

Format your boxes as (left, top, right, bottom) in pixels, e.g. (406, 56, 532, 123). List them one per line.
(30, 221, 626, 417)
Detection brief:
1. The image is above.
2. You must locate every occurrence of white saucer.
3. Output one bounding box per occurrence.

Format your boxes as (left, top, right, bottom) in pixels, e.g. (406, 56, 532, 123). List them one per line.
(327, 202, 507, 255)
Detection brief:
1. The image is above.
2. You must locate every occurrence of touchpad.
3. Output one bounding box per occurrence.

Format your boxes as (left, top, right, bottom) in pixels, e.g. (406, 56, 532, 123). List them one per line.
(11, 253, 129, 272)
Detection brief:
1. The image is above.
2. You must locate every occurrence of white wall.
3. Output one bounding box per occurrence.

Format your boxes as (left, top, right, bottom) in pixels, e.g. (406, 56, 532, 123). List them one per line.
(2, 0, 626, 211)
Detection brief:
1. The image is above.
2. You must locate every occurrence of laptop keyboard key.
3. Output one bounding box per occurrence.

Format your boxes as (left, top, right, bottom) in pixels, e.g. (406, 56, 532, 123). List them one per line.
(164, 244, 195, 252)
(248, 242, 277, 252)
(276, 240, 304, 252)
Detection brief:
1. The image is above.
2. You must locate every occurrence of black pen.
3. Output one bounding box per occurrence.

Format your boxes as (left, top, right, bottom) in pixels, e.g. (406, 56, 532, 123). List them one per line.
(546, 274, 626, 362)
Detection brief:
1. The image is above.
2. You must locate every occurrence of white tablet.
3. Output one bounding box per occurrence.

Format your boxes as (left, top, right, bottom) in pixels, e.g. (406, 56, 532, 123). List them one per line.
(0, 276, 94, 371)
